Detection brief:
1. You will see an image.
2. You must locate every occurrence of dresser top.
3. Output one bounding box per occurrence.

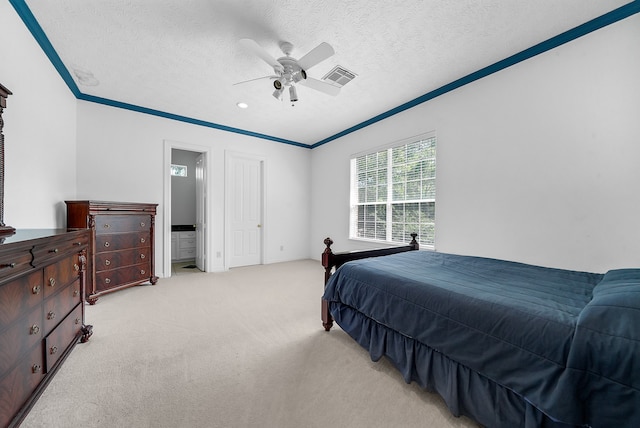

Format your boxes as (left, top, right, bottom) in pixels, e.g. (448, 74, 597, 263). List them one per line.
(0, 229, 85, 246)
(65, 200, 158, 213)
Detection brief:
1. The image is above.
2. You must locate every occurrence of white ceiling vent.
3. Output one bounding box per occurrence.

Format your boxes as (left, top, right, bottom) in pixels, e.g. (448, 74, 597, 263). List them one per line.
(322, 66, 357, 87)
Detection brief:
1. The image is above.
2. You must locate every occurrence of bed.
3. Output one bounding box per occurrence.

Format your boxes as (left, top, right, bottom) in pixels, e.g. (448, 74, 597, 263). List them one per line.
(320, 237, 640, 428)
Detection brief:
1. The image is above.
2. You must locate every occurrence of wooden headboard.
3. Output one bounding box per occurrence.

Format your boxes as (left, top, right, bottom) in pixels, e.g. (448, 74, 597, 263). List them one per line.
(320, 233, 419, 331)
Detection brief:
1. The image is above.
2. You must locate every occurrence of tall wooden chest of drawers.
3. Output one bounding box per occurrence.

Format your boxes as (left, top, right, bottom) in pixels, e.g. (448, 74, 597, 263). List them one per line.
(0, 229, 92, 428)
(65, 201, 158, 304)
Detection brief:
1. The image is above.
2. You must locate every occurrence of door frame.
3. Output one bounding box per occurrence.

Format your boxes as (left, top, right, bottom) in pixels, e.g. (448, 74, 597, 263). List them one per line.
(163, 140, 212, 277)
(224, 150, 266, 270)
(195, 153, 206, 271)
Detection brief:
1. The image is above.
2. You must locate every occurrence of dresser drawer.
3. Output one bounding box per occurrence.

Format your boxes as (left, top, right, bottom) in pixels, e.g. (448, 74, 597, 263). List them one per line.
(44, 303, 83, 373)
(0, 306, 43, 377)
(95, 247, 151, 273)
(94, 215, 152, 234)
(0, 344, 46, 428)
(0, 270, 43, 326)
(95, 232, 151, 252)
(43, 278, 82, 336)
(31, 233, 88, 268)
(0, 248, 33, 282)
(95, 263, 152, 292)
(43, 253, 82, 299)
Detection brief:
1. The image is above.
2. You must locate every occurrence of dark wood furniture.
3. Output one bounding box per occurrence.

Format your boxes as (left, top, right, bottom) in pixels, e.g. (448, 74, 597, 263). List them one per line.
(0, 229, 92, 428)
(65, 201, 158, 304)
(0, 83, 15, 236)
(321, 233, 418, 331)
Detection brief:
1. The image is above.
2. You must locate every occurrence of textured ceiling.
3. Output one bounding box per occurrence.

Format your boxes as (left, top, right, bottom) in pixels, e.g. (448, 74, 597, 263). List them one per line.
(16, 0, 632, 147)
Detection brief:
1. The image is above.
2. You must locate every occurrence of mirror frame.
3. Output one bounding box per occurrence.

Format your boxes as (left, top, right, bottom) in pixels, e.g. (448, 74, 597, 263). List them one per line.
(0, 83, 15, 236)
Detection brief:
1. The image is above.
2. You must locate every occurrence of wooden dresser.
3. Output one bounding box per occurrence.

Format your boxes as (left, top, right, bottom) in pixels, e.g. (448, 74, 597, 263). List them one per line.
(65, 201, 158, 304)
(0, 229, 92, 428)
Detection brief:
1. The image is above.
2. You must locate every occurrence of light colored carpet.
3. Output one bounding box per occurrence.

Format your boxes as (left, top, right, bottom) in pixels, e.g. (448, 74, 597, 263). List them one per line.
(21, 260, 479, 428)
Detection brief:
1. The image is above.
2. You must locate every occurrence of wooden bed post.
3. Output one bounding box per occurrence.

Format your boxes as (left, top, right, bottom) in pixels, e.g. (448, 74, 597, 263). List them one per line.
(321, 237, 334, 331)
(409, 232, 419, 250)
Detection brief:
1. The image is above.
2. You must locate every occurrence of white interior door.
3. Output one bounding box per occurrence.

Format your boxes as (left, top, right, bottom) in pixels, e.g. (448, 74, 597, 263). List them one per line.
(228, 154, 263, 268)
(195, 153, 206, 271)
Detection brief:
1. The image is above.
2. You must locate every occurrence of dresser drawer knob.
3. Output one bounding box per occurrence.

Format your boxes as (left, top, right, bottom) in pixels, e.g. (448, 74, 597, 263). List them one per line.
(104, 242, 110, 248)
(140, 254, 145, 259)
(140, 222, 145, 227)
(49, 278, 56, 287)
(49, 248, 59, 253)
(140, 238, 146, 243)
(47, 311, 56, 320)
(103, 223, 110, 229)
(75, 318, 81, 325)
(105, 259, 111, 266)
(73, 241, 82, 246)
(73, 289, 80, 297)
(50, 346, 58, 355)
(105, 278, 111, 284)
(30, 324, 40, 335)
(140, 269, 146, 275)
(32, 364, 42, 374)
(32, 285, 41, 294)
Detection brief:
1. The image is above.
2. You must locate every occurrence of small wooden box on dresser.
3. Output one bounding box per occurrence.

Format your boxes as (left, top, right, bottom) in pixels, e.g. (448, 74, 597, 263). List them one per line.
(65, 201, 158, 304)
(0, 229, 92, 428)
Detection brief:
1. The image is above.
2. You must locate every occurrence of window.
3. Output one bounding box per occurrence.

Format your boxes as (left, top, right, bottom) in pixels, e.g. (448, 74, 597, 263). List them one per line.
(350, 134, 436, 248)
(170, 164, 188, 177)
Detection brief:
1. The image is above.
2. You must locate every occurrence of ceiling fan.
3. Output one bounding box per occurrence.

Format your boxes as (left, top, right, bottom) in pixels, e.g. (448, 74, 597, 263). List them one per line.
(236, 38, 340, 103)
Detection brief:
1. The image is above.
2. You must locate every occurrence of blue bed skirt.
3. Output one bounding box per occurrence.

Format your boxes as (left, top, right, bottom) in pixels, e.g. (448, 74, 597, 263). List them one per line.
(331, 302, 576, 428)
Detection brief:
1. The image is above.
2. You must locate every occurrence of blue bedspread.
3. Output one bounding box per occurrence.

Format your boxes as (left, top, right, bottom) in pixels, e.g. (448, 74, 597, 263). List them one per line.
(322, 250, 640, 427)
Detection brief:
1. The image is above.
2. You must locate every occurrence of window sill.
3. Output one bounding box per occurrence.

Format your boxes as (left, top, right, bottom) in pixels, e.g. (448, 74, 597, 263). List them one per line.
(349, 236, 434, 251)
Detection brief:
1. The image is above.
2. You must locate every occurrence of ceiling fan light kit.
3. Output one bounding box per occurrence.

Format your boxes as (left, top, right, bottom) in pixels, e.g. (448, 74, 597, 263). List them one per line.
(272, 88, 284, 100)
(238, 38, 341, 104)
(289, 86, 298, 103)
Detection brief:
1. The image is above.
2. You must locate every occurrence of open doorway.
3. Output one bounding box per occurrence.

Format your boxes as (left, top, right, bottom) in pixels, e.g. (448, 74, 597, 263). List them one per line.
(163, 140, 210, 277)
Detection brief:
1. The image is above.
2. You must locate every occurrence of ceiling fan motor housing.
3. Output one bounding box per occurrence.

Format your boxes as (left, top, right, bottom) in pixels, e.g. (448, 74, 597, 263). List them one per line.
(275, 58, 307, 86)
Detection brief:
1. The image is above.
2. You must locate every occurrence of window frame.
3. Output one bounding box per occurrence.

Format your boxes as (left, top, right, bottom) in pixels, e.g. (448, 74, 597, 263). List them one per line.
(170, 164, 188, 177)
(349, 132, 436, 249)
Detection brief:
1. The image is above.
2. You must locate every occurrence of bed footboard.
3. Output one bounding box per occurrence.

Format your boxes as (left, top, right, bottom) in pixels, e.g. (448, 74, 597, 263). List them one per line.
(321, 234, 419, 331)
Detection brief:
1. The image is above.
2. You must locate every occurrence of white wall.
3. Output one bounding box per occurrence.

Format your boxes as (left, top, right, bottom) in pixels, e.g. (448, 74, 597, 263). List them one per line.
(0, 2, 78, 228)
(75, 101, 311, 276)
(310, 14, 640, 273)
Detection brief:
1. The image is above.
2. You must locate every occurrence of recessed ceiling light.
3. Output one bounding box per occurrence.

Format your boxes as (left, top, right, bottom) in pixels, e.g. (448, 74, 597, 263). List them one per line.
(236, 102, 248, 109)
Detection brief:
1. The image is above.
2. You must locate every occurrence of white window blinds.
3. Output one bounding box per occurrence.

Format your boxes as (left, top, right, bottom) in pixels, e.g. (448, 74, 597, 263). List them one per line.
(350, 134, 436, 247)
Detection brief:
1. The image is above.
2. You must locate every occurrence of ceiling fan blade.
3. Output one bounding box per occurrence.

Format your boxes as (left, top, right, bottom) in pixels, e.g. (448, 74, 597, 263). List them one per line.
(239, 38, 284, 72)
(299, 77, 340, 96)
(297, 42, 335, 70)
(233, 75, 278, 86)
